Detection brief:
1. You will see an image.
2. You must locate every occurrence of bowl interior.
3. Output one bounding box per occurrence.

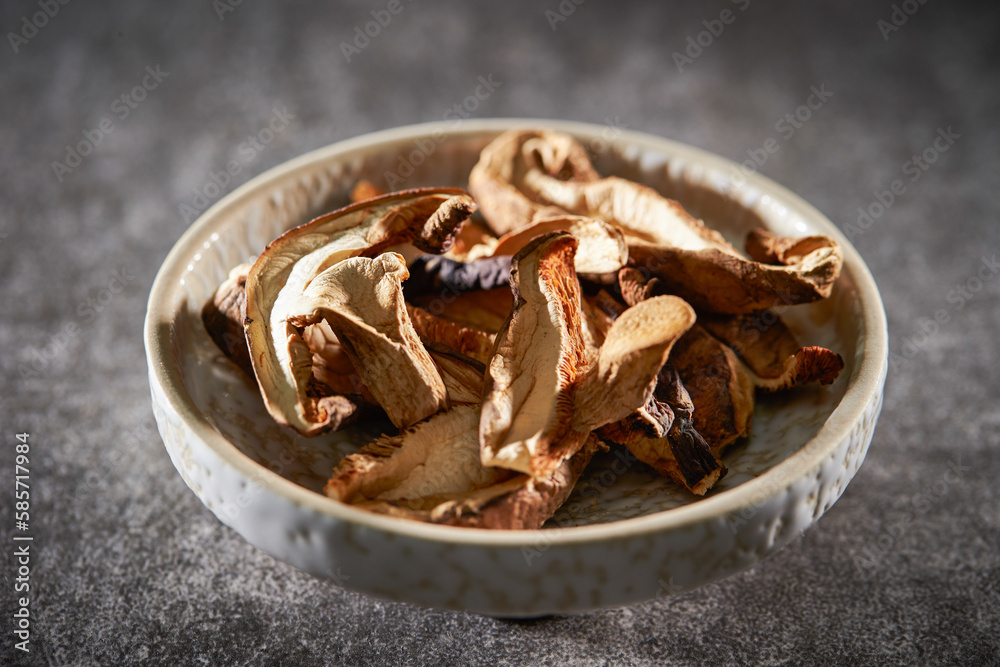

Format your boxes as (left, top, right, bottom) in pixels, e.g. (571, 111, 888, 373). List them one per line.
(168, 123, 863, 528)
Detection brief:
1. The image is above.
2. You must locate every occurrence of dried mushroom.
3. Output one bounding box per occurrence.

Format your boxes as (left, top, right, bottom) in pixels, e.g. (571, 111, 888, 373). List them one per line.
(403, 255, 512, 298)
(470, 129, 844, 314)
(407, 304, 496, 365)
(491, 215, 628, 275)
(613, 364, 726, 496)
(700, 311, 844, 390)
(324, 405, 601, 529)
(284, 252, 448, 430)
(244, 188, 476, 435)
(571, 295, 696, 432)
(199, 127, 850, 528)
(202, 263, 254, 376)
(670, 325, 755, 456)
(479, 232, 588, 478)
(423, 341, 487, 405)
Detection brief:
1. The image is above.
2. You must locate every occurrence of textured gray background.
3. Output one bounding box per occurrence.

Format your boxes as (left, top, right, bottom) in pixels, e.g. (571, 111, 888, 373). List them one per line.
(2, 0, 999, 665)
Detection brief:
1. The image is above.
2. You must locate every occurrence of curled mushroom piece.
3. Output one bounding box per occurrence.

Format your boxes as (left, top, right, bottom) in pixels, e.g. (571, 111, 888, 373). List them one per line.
(324, 405, 601, 530)
(202, 263, 254, 376)
(470, 129, 844, 314)
(244, 188, 476, 435)
(616, 364, 727, 496)
(670, 325, 755, 457)
(480, 232, 588, 478)
(285, 253, 448, 430)
(571, 295, 696, 432)
(700, 311, 844, 391)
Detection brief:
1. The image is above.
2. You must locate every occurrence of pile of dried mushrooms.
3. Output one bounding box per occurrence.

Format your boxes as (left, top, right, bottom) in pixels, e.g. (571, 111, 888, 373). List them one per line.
(203, 129, 845, 530)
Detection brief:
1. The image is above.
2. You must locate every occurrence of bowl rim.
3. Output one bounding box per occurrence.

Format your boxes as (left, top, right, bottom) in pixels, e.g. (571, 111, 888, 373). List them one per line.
(145, 117, 888, 548)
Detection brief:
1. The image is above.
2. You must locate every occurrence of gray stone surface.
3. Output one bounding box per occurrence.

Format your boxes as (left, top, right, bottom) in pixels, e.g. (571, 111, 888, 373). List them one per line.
(2, 0, 999, 664)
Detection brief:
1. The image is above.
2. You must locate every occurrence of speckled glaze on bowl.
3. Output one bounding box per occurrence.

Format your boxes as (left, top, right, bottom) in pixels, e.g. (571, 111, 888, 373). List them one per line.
(144, 119, 887, 616)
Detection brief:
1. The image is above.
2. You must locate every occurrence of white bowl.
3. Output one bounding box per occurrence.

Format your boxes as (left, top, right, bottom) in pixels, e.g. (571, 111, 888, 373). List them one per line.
(144, 119, 887, 616)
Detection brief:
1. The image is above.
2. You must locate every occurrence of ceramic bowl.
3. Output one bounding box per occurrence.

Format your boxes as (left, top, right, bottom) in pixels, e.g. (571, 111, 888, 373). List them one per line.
(144, 119, 887, 616)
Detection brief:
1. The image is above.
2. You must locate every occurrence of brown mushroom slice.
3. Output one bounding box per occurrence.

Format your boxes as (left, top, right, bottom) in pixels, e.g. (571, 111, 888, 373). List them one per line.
(744, 227, 839, 266)
(407, 304, 496, 365)
(244, 188, 475, 435)
(325, 405, 517, 517)
(621, 364, 727, 496)
(285, 253, 448, 430)
(670, 325, 755, 457)
(443, 434, 602, 530)
(423, 341, 487, 405)
(480, 232, 588, 478)
(407, 288, 513, 335)
(700, 312, 844, 391)
(444, 219, 499, 262)
(491, 216, 628, 275)
(470, 129, 843, 314)
(571, 295, 696, 432)
(325, 406, 600, 530)
(202, 263, 254, 376)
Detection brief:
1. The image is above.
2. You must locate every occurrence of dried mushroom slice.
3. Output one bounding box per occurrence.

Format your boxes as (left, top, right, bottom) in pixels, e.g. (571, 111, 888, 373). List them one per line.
(202, 263, 254, 376)
(407, 304, 496, 365)
(408, 288, 513, 335)
(444, 434, 602, 530)
(325, 406, 600, 530)
(480, 232, 588, 478)
(700, 311, 844, 390)
(423, 341, 487, 405)
(469, 129, 600, 236)
(491, 215, 628, 275)
(285, 253, 448, 430)
(620, 364, 726, 496)
(244, 188, 475, 435)
(670, 325, 755, 456)
(470, 129, 843, 314)
(403, 255, 512, 298)
(571, 295, 696, 432)
(325, 405, 518, 518)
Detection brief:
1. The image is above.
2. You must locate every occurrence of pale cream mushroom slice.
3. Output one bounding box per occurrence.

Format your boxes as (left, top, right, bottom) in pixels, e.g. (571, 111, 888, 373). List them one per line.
(571, 295, 696, 433)
(491, 215, 628, 275)
(470, 129, 843, 314)
(479, 232, 588, 478)
(284, 253, 447, 430)
(244, 188, 476, 435)
(324, 405, 601, 530)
